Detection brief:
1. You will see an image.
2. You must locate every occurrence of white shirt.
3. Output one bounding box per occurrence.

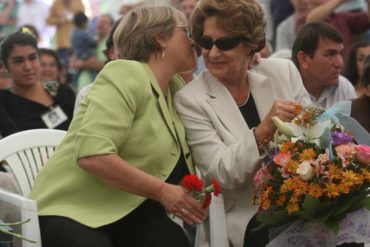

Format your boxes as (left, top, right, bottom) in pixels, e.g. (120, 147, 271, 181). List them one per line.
(16, 0, 54, 47)
(310, 76, 357, 109)
(275, 14, 296, 51)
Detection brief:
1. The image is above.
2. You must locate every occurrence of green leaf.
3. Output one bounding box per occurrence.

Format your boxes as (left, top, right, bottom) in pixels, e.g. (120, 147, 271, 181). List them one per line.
(332, 194, 363, 217)
(362, 197, 370, 210)
(254, 208, 296, 231)
(297, 195, 333, 221)
(323, 218, 340, 233)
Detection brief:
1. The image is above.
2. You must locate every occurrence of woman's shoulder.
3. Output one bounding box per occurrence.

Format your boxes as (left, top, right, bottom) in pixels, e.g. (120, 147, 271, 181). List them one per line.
(253, 58, 293, 72)
(0, 89, 14, 102)
(0, 89, 12, 96)
(91, 60, 154, 103)
(100, 60, 150, 86)
(177, 71, 209, 96)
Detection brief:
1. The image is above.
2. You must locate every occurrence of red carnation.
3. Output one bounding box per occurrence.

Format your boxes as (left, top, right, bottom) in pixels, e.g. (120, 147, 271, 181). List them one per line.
(182, 175, 204, 192)
(211, 178, 221, 196)
(202, 193, 212, 209)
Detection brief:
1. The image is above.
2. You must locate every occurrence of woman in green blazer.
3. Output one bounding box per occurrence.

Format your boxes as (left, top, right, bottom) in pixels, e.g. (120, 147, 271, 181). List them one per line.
(30, 6, 205, 247)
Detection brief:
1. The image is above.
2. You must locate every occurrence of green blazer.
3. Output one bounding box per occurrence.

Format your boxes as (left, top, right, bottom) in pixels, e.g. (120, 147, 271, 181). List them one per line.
(30, 60, 195, 228)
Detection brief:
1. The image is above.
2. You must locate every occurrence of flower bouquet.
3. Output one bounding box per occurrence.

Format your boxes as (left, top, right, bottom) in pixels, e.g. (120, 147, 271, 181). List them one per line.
(181, 175, 221, 209)
(253, 105, 370, 246)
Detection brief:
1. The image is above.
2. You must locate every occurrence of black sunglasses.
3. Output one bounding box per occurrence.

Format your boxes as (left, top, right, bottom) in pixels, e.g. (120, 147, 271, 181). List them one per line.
(197, 36, 244, 51)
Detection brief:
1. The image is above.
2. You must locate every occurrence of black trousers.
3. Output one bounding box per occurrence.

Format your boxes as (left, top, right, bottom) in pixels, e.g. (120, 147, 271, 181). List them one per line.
(40, 200, 190, 247)
(243, 215, 364, 247)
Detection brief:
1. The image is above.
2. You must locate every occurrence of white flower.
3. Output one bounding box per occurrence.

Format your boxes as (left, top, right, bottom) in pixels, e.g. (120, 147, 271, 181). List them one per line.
(272, 116, 332, 143)
(272, 116, 293, 137)
(296, 161, 314, 180)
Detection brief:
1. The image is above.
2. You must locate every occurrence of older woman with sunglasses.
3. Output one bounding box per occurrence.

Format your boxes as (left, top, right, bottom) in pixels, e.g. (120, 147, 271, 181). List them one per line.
(174, 0, 311, 246)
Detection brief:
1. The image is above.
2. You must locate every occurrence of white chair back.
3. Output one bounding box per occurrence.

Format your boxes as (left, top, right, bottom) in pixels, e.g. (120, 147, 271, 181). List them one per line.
(0, 129, 66, 196)
(0, 188, 41, 247)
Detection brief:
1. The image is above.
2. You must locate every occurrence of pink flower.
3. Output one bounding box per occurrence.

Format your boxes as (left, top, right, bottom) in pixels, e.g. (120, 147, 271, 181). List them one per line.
(335, 143, 356, 167)
(355, 144, 370, 164)
(273, 152, 292, 166)
(254, 166, 273, 187)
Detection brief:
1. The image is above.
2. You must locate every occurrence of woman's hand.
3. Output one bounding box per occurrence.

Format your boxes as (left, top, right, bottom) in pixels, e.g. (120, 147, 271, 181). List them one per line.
(254, 99, 300, 145)
(157, 183, 206, 225)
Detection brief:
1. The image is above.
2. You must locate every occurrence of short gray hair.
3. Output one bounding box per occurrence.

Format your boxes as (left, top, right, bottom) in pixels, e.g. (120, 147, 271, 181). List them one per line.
(113, 5, 187, 62)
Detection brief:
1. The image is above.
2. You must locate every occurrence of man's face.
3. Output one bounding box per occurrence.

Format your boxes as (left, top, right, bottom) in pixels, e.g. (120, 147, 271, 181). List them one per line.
(304, 37, 344, 89)
(96, 16, 113, 39)
(180, 0, 198, 19)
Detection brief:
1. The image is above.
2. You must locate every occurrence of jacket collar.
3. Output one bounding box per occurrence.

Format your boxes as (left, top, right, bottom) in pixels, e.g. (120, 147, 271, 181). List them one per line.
(143, 63, 195, 174)
(204, 68, 272, 139)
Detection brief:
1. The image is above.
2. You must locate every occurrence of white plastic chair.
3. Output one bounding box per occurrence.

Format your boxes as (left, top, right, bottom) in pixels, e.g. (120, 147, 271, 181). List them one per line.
(0, 129, 66, 196)
(0, 188, 41, 247)
(0, 129, 66, 247)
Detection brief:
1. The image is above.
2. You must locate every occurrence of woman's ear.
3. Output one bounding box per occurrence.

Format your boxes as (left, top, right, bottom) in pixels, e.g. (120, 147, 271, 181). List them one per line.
(154, 35, 167, 51)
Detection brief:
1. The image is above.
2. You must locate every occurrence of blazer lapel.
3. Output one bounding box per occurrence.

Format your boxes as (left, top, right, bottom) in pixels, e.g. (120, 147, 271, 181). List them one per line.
(248, 69, 273, 120)
(205, 71, 248, 139)
(143, 64, 177, 141)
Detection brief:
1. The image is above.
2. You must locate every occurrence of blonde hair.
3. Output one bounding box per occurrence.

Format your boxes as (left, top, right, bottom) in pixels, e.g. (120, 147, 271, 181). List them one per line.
(191, 0, 266, 54)
(113, 5, 187, 61)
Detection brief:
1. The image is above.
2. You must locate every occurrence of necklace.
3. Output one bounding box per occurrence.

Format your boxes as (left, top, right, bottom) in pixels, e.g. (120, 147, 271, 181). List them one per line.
(237, 89, 251, 107)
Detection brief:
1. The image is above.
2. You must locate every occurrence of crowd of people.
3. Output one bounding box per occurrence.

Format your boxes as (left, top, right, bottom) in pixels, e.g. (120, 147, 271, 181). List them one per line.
(0, 0, 369, 247)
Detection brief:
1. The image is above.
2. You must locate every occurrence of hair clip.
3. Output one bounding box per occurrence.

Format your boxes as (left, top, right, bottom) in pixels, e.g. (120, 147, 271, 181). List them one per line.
(21, 27, 36, 39)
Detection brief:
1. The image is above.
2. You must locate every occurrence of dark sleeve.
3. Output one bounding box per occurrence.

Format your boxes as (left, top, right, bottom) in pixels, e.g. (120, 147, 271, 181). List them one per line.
(54, 85, 76, 129)
(341, 12, 370, 34)
(0, 104, 18, 137)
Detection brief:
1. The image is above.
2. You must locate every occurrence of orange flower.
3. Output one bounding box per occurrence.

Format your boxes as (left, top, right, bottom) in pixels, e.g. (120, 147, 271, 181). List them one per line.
(361, 168, 370, 182)
(294, 104, 302, 116)
(299, 148, 316, 162)
(280, 178, 295, 193)
(287, 201, 300, 214)
(338, 183, 350, 194)
(326, 183, 340, 198)
(285, 160, 299, 174)
(261, 186, 273, 210)
(327, 164, 342, 180)
(261, 186, 273, 200)
(280, 141, 294, 153)
(276, 194, 287, 207)
(341, 170, 360, 187)
(293, 179, 308, 196)
(261, 198, 271, 210)
(308, 183, 324, 198)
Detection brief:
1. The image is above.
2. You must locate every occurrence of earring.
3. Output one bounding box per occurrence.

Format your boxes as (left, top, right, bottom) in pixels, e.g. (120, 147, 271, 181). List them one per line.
(161, 51, 166, 59)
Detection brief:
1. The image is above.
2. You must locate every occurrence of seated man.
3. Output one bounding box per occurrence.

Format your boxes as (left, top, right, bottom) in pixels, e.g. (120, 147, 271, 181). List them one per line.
(292, 21, 356, 108)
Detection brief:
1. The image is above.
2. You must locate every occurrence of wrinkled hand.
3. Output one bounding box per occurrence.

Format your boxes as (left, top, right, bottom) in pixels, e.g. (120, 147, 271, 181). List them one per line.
(255, 99, 300, 144)
(158, 183, 206, 225)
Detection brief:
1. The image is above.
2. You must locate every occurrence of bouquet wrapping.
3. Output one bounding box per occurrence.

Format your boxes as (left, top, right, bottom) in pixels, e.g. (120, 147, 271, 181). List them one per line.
(253, 105, 370, 246)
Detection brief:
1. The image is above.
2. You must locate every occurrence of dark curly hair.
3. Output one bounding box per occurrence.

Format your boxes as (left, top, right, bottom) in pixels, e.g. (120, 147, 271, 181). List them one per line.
(190, 0, 266, 54)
